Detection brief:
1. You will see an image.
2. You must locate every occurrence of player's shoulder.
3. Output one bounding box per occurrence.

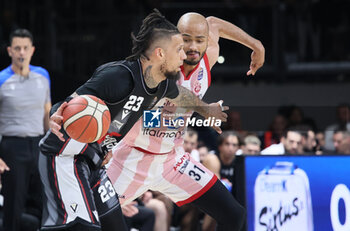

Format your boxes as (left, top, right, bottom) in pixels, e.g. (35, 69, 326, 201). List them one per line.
(30, 65, 50, 80)
(0, 65, 14, 77)
(95, 60, 136, 74)
(203, 152, 220, 163)
(92, 61, 134, 86)
(95, 61, 133, 77)
(0, 66, 14, 87)
(261, 143, 284, 155)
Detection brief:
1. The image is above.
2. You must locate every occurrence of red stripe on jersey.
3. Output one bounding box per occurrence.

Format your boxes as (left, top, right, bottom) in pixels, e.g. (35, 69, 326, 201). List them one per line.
(91, 180, 101, 189)
(97, 132, 121, 144)
(74, 159, 95, 223)
(175, 174, 218, 207)
(203, 53, 211, 86)
(80, 144, 88, 154)
(134, 146, 171, 155)
(181, 61, 201, 81)
(52, 157, 67, 224)
(58, 138, 71, 155)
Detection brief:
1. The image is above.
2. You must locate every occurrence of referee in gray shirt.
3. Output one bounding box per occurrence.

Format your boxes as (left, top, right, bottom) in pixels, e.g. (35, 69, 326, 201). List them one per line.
(0, 29, 51, 231)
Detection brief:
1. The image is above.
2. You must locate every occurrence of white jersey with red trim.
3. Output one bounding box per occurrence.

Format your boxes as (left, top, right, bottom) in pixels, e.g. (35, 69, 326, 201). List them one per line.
(122, 53, 211, 154)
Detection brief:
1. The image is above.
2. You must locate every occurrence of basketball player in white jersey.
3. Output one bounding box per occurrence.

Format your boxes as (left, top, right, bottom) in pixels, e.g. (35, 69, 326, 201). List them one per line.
(107, 13, 264, 231)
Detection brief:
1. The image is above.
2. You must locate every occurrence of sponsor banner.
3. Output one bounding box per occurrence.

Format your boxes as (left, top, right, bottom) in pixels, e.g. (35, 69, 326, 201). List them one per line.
(143, 109, 221, 129)
(245, 156, 350, 231)
(254, 162, 313, 231)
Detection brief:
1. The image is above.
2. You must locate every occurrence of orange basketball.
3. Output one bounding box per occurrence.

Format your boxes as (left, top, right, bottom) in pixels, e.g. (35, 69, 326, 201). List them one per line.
(62, 95, 111, 143)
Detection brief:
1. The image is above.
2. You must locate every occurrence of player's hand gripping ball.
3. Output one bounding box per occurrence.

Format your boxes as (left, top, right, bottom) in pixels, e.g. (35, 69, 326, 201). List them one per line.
(62, 95, 111, 143)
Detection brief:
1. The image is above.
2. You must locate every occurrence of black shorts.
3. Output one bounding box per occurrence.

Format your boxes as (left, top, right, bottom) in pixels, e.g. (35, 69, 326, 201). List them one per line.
(39, 153, 120, 230)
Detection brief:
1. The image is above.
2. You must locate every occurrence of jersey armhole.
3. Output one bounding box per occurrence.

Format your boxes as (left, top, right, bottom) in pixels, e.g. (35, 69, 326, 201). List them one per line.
(103, 64, 135, 105)
(203, 53, 211, 87)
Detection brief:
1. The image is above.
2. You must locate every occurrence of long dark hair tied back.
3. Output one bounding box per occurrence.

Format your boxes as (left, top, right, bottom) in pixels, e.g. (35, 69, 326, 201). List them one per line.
(126, 9, 179, 61)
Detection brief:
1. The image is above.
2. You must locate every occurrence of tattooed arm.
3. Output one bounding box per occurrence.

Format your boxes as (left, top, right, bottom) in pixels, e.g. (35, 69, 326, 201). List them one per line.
(142, 65, 226, 122)
(168, 86, 228, 133)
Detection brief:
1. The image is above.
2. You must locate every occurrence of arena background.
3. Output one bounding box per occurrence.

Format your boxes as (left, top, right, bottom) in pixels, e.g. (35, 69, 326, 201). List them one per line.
(1, 0, 349, 134)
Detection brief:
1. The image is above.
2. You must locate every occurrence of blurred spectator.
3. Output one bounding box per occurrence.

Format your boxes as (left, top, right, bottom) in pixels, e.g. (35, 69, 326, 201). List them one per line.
(333, 131, 344, 153)
(200, 143, 221, 179)
(140, 191, 168, 231)
(287, 106, 304, 127)
(122, 201, 155, 231)
(301, 129, 317, 154)
(315, 131, 325, 154)
(333, 130, 345, 154)
(261, 129, 303, 155)
(223, 110, 247, 138)
(183, 130, 200, 162)
(325, 130, 350, 154)
(291, 125, 317, 154)
(218, 131, 240, 191)
(324, 104, 350, 151)
(263, 114, 288, 148)
(337, 135, 350, 154)
(198, 143, 210, 163)
(149, 191, 174, 231)
(199, 132, 240, 231)
(280, 105, 317, 131)
(241, 135, 261, 155)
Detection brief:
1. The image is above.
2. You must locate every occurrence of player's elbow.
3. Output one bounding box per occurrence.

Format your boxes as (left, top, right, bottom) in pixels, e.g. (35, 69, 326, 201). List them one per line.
(254, 40, 265, 53)
(206, 16, 222, 36)
(206, 16, 218, 27)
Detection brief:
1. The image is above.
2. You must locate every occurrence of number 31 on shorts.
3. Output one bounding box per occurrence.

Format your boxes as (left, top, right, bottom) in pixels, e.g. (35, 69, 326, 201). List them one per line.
(185, 162, 209, 185)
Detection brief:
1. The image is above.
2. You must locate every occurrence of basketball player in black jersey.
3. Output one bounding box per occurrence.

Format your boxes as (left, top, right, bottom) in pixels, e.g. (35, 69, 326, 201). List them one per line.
(39, 9, 227, 231)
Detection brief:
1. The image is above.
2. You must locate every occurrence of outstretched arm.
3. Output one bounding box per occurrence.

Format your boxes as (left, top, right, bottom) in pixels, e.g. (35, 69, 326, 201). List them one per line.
(206, 16, 265, 75)
(168, 86, 228, 134)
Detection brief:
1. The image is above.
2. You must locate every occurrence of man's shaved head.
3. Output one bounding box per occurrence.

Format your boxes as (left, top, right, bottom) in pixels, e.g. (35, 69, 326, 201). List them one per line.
(177, 13, 209, 36)
(177, 13, 209, 66)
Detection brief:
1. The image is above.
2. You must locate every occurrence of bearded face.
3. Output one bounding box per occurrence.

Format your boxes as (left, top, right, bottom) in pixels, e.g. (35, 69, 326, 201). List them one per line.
(183, 50, 205, 66)
(161, 60, 181, 81)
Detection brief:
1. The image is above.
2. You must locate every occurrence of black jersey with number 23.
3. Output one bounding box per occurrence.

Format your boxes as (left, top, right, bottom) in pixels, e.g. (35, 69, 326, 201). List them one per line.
(40, 59, 179, 157)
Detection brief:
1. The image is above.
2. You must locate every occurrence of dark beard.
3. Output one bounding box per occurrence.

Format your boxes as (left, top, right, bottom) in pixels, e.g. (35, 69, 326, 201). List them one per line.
(160, 61, 180, 81)
(165, 70, 180, 81)
(184, 52, 205, 65)
(184, 59, 200, 65)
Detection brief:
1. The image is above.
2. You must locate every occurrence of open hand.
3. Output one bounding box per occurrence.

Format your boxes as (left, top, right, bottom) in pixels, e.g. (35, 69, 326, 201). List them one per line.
(207, 100, 229, 134)
(247, 43, 265, 76)
(49, 102, 68, 142)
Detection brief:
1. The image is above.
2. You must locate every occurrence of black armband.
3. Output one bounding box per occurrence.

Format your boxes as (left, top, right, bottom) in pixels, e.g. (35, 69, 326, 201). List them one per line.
(97, 132, 121, 155)
(81, 143, 104, 169)
(100, 134, 119, 155)
(64, 96, 73, 103)
(50, 101, 64, 116)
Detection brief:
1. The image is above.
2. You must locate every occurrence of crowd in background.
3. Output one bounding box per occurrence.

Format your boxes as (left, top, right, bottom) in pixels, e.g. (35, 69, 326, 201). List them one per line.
(217, 103, 350, 155)
(118, 102, 350, 231)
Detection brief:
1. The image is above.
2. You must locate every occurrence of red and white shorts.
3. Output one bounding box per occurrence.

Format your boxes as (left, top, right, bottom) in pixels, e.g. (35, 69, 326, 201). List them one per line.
(106, 141, 217, 206)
